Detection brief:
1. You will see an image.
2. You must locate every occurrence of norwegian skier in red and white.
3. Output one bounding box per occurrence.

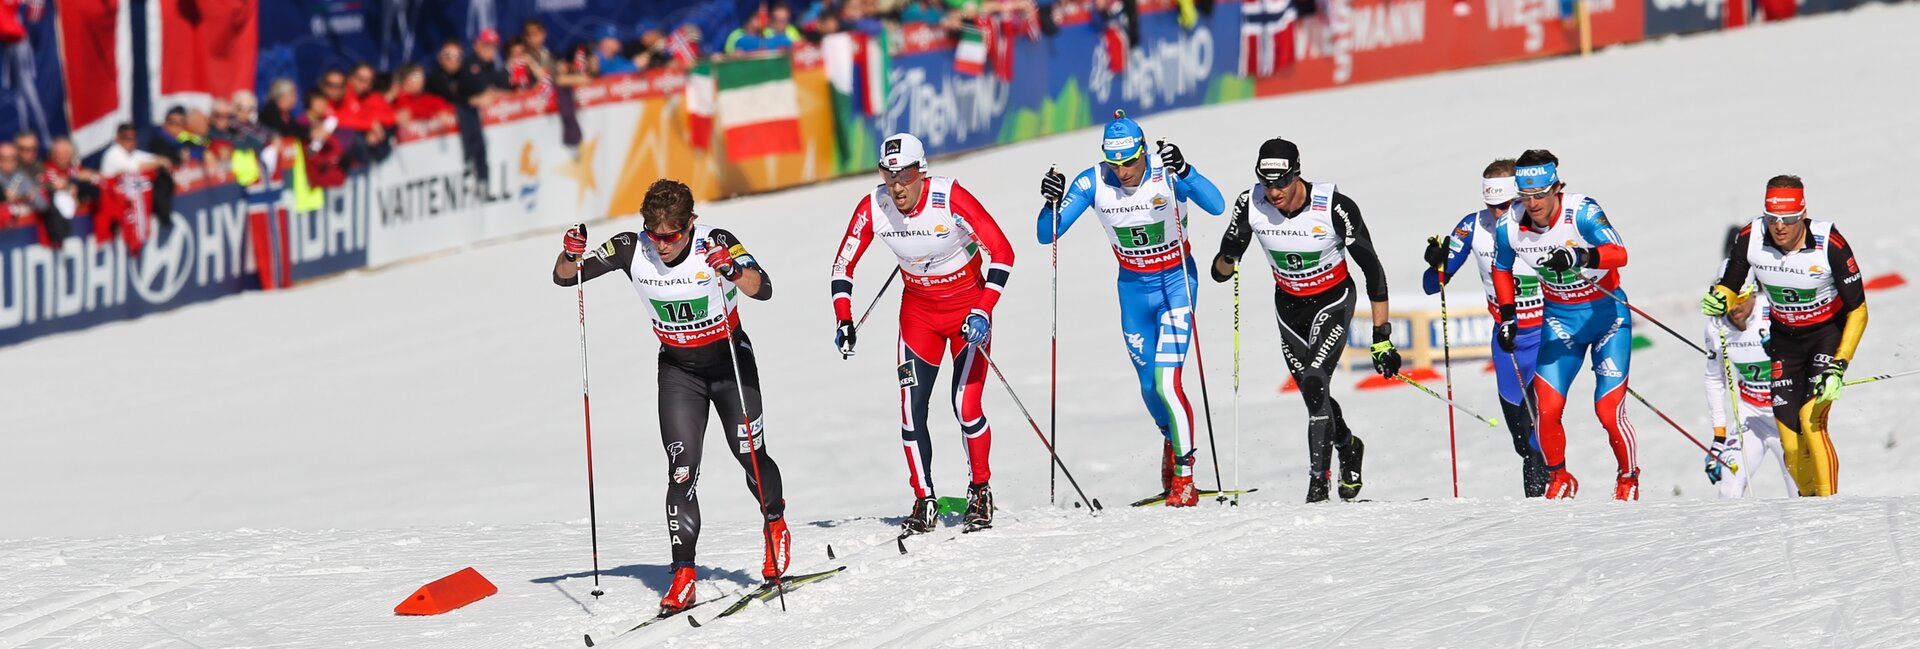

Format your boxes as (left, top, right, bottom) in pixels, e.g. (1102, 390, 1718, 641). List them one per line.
(829, 133, 1015, 536)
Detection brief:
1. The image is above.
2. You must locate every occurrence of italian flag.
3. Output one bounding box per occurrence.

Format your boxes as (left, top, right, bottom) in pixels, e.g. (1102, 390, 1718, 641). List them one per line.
(823, 30, 889, 117)
(686, 55, 805, 161)
(686, 63, 716, 150)
(954, 24, 987, 76)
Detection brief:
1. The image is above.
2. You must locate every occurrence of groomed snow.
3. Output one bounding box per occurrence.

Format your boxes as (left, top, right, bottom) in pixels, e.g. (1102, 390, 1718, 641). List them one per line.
(5, 5, 1920, 647)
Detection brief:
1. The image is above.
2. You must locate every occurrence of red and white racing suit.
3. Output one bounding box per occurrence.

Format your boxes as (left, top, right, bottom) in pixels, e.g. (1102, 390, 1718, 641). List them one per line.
(831, 176, 1015, 499)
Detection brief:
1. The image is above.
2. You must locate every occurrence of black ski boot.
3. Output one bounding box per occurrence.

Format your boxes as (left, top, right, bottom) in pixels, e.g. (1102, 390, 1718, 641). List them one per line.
(899, 496, 938, 537)
(1522, 451, 1550, 498)
(963, 482, 994, 533)
(1337, 435, 1366, 501)
(1306, 471, 1331, 503)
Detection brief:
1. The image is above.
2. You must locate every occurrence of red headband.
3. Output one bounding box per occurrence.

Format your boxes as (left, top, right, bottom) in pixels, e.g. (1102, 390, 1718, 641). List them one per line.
(1764, 187, 1805, 217)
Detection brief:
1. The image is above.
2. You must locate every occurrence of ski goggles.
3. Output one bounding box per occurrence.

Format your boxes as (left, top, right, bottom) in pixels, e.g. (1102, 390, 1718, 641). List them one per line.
(1482, 176, 1519, 205)
(645, 224, 691, 244)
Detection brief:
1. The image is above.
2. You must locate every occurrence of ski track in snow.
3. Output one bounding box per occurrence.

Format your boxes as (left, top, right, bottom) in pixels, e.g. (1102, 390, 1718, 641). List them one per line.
(6, 4, 1920, 647)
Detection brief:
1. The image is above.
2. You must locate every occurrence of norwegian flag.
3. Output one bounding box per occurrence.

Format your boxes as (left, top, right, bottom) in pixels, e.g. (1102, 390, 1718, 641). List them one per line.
(667, 28, 700, 67)
(1241, 0, 1299, 78)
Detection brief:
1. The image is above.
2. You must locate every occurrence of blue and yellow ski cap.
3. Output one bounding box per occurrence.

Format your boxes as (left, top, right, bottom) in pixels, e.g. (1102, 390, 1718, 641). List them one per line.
(1101, 110, 1146, 165)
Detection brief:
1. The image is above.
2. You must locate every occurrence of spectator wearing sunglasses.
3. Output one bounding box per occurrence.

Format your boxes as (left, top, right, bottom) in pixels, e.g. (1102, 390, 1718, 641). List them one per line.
(1703, 175, 1866, 497)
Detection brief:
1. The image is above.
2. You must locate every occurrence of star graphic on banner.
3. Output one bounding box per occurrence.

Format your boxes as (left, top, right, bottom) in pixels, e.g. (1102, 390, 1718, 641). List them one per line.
(558, 136, 599, 206)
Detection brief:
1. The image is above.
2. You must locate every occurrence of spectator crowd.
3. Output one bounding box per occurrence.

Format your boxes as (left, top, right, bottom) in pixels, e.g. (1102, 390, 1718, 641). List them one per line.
(2, 0, 1121, 245)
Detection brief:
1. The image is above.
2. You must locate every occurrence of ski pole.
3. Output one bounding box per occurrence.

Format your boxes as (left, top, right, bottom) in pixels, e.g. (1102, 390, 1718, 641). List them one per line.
(1049, 166, 1061, 506)
(978, 348, 1102, 514)
(570, 223, 604, 598)
(709, 238, 785, 610)
(1394, 374, 1501, 429)
(1843, 368, 1920, 387)
(852, 269, 898, 333)
(1437, 264, 1459, 499)
(1580, 274, 1709, 357)
(1230, 263, 1241, 505)
(1626, 386, 1732, 470)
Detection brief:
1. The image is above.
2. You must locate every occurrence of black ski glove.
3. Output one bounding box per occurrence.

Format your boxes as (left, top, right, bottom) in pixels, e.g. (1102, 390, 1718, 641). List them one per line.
(1496, 303, 1518, 353)
(1040, 168, 1066, 204)
(1424, 235, 1450, 272)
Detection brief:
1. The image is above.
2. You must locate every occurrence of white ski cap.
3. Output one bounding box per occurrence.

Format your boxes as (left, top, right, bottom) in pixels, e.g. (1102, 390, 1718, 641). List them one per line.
(879, 133, 927, 172)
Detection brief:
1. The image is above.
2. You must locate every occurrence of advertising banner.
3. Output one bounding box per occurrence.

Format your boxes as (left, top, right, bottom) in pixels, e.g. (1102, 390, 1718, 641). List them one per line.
(0, 183, 365, 346)
(1251, 0, 1644, 97)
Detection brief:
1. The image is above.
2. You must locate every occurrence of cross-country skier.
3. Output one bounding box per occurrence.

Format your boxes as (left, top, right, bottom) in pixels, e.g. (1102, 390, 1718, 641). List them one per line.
(552, 179, 788, 615)
(1703, 175, 1866, 497)
(829, 133, 1015, 534)
(1209, 137, 1396, 503)
(1422, 159, 1549, 497)
(1037, 110, 1225, 507)
(1701, 280, 1796, 498)
(1490, 149, 1640, 500)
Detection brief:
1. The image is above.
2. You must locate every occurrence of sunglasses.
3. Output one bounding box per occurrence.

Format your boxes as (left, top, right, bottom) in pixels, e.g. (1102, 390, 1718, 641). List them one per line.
(1517, 187, 1555, 201)
(1259, 171, 1300, 189)
(877, 164, 920, 184)
(1102, 152, 1144, 169)
(1763, 213, 1806, 226)
(645, 225, 690, 244)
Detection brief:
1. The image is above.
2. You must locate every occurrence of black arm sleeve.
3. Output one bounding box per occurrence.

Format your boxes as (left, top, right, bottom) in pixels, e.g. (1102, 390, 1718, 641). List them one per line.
(709, 228, 773, 301)
(1212, 190, 1253, 283)
(1716, 225, 1755, 291)
(1829, 226, 1866, 312)
(553, 232, 637, 286)
(1334, 192, 1389, 302)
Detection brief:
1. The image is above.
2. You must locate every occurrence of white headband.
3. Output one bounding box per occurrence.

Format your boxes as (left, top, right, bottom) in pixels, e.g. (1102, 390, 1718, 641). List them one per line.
(1483, 176, 1519, 205)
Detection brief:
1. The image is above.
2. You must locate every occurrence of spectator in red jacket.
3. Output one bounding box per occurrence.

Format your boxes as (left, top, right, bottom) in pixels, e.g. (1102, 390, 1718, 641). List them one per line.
(391, 63, 454, 132)
(302, 95, 348, 188)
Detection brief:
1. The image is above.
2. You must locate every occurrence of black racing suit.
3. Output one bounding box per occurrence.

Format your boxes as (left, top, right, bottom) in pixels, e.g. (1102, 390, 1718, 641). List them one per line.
(555, 228, 785, 564)
(1212, 187, 1389, 485)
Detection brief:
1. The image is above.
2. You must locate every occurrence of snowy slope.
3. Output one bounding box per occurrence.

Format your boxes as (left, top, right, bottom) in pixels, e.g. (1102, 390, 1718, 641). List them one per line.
(5, 5, 1920, 647)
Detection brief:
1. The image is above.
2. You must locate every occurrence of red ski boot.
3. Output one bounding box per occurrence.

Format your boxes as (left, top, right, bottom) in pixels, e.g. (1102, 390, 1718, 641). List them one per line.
(659, 564, 698, 615)
(762, 516, 791, 580)
(1546, 468, 1580, 499)
(1167, 474, 1198, 507)
(1614, 470, 1640, 501)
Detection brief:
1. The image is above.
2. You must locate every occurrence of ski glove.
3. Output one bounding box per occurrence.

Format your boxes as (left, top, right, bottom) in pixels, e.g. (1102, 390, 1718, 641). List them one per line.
(562, 223, 588, 261)
(1157, 140, 1189, 178)
(1040, 168, 1067, 204)
(1369, 324, 1401, 378)
(1701, 284, 1737, 316)
(1814, 359, 1848, 404)
(835, 320, 857, 358)
(1496, 303, 1518, 353)
(1705, 428, 1740, 483)
(703, 238, 741, 281)
(1424, 235, 1450, 272)
(1539, 246, 1593, 272)
(961, 309, 991, 346)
